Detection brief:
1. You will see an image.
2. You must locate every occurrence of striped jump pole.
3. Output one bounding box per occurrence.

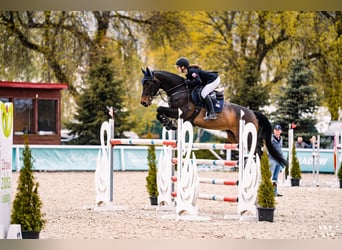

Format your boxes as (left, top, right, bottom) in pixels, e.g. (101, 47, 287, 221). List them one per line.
(110, 138, 177, 148)
(171, 192, 238, 203)
(171, 176, 238, 186)
(198, 177, 238, 186)
(191, 142, 238, 150)
(198, 194, 238, 203)
(171, 158, 237, 167)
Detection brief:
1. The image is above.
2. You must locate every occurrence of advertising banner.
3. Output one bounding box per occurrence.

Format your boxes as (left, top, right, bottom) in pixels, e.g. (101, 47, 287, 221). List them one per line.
(0, 102, 13, 239)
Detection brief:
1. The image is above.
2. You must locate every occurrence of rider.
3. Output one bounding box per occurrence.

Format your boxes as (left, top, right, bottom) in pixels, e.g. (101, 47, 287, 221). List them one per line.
(175, 57, 220, 120)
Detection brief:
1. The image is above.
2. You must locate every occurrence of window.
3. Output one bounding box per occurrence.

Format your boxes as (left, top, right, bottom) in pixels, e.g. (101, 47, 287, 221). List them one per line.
(0, 97, 9, 102)
(14, 98, 34, 134)
(38, 99, 57, 134)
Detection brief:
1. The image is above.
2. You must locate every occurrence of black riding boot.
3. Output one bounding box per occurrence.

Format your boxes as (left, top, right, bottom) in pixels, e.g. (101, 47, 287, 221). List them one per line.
(204, 96, 217, 120)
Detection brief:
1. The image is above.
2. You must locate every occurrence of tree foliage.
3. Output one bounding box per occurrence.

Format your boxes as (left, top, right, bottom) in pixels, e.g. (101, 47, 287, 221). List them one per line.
(272, 58, 320, 143)
(1, 11, 341, 140)
(65, 54, 131, 144)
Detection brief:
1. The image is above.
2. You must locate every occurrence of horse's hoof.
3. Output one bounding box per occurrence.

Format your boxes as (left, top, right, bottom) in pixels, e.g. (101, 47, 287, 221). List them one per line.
(165, 125, 177, 130)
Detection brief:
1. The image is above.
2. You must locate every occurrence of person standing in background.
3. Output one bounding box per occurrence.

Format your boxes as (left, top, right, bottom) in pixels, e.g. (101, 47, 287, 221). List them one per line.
(295, 136, 309, 148)
(268, 124, 285, 197)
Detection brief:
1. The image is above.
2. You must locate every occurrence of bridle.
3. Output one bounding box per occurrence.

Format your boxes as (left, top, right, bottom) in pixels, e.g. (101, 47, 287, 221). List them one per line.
(141, 74, 162, 101)
(142, 71, 188, 102)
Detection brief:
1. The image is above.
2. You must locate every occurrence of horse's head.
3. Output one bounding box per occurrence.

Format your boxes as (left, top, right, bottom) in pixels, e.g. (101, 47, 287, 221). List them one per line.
(140, 67, 161, 107)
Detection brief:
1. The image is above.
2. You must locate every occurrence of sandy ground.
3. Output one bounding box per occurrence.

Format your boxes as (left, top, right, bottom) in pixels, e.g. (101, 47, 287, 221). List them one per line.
(10, 170, 342, 239)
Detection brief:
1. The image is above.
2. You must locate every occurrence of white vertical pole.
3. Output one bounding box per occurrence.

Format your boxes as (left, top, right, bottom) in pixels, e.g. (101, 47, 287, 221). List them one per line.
(238, 110, 245, 213)
(108, 107, 114, 202)
(288, 126, 293, 181)
(312, 135, 320, 187)
(334, 131, 338, 179)
(177, 109, 183, 182)
(340, 131, 342, 176)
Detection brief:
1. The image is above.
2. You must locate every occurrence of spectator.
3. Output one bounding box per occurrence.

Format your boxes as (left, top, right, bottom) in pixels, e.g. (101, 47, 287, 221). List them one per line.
(295, 136, 309, 148)
(308, 136, 318, 149)
(268, 124, 285, 197)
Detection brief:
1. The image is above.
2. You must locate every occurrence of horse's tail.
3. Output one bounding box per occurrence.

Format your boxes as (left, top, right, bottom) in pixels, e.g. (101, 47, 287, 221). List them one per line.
(254, 111, 288, 167)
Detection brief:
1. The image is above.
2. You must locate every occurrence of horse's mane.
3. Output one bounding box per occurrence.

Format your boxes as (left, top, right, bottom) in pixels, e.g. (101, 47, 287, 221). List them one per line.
(153, 70, 185, 82)
(189, 64, 201, 69)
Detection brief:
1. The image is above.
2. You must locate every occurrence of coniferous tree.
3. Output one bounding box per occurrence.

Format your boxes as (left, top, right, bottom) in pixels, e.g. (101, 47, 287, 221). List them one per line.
(290, 143, 301, 180)
(66, 55, 132, 145)
(337, 161, 342, 187)
(257, 146, 275, 208)
(230, 57, 270, 110)
(272, 58, 320, 145)
(11, 136, 46, 233)
(145, 132, 158, 198)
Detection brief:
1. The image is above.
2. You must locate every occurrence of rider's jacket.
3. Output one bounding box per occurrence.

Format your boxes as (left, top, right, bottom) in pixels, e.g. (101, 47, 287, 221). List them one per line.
(185, 67, 218, 87)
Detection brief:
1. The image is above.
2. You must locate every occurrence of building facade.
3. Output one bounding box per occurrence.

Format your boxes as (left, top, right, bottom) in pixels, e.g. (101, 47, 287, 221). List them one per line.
(0, 81, 67, 145)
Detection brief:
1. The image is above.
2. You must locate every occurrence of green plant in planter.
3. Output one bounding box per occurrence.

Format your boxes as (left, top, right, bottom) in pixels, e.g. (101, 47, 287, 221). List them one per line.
(290, 143, 301, 183)
(284, 154, 289, 180)
(11, 136, 46, 238)
(338, 161, 342, 180)
(337, 161, 342, 188)
(145, 133, 158, 205)
(257, 147, 276, 209)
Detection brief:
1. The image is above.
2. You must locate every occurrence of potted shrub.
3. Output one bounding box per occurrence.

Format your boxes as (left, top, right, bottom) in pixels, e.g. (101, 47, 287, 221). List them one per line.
(337, 161, 342, 189)
(145, 133, 158, 205)
(284, 154, 289, 180)
(11, 136, 46, 239)
(257, 146, 276, 222)
(290, 143, 301, 186)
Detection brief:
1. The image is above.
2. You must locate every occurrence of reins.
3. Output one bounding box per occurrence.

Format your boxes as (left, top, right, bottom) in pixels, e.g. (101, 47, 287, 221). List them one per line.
(150, 72, 189, 102)
(165, 82, 186, 96)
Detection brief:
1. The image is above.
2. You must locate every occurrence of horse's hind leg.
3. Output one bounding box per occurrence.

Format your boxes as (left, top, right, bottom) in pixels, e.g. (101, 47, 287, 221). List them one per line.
(226, 130, 238, 143)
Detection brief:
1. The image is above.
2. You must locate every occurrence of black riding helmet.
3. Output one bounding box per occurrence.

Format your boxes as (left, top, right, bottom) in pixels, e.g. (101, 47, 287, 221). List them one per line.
(176, 57, 189, 68)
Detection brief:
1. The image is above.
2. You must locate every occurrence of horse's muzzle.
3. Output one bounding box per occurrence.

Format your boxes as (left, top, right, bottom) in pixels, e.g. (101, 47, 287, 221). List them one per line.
(140, 96, 152, 107)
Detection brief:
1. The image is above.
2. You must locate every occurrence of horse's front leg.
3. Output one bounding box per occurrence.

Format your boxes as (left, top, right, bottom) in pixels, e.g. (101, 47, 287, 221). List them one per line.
(156, 106, 179, 130)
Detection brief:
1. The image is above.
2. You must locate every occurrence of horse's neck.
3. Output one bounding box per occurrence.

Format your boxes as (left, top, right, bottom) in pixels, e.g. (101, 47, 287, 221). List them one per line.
(158, 75, 185, 95)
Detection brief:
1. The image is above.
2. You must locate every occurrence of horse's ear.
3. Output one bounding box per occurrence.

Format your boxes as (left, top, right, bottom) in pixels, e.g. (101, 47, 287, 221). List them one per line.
(141, 67, 146, 74)
(146, 67, 152, 77)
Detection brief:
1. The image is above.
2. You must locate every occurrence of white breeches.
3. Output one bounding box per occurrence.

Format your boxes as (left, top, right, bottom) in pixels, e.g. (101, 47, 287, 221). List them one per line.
(201, 76, 220, 99)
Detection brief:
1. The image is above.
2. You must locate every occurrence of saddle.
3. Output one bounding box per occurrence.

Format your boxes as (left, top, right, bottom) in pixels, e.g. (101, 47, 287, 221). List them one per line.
(191, 87, 224, 113)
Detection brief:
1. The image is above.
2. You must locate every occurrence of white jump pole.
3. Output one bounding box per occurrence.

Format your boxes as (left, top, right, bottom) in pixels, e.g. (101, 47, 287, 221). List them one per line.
(312, 135, 320, 187)
(288, 126, 294, 183)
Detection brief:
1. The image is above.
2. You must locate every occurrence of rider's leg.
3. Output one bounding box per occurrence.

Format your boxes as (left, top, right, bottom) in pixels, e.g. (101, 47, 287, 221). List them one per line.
(204, 95, 217, 120)
(201, 77, 220, 120)
(200, 76, 221, 98)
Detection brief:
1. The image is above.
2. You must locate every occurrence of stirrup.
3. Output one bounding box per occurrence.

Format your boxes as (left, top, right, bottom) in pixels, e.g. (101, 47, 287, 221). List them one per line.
(204, 112, 217, 120)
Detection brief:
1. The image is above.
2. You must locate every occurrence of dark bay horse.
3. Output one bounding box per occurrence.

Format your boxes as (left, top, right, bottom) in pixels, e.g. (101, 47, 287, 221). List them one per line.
(140, 67, 287, 167)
